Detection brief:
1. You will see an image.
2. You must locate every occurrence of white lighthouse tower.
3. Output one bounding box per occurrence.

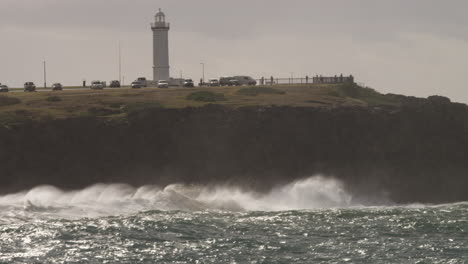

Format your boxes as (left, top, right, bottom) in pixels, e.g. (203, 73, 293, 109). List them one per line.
(151, 9, 170, 82)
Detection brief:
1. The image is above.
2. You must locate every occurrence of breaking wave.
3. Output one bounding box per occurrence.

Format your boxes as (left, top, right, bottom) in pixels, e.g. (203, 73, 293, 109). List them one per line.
(0, 176, 354, 218)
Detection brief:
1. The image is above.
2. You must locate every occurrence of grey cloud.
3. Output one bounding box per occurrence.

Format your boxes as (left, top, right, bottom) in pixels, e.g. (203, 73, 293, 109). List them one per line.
(2, 0, 468, 39)
(1, 0, 468, 102)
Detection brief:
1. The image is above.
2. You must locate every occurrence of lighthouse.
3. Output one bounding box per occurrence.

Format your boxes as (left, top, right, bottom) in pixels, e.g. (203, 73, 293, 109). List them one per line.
(151, 9, 170, 82)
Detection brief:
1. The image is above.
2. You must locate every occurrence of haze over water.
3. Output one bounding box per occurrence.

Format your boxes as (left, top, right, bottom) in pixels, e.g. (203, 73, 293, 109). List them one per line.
(0, 177, 466, 263)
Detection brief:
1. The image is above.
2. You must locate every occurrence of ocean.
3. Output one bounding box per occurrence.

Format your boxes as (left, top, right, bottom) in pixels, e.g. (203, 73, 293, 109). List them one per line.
(0, 177, 466, 263)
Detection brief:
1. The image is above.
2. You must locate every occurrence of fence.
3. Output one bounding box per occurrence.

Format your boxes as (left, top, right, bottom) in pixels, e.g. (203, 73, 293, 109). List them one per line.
(254, 75, 355, 86)
(255, 77, 312, 85)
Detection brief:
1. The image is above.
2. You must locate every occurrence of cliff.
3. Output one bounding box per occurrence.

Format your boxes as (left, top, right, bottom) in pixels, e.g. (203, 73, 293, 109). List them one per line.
(0, 84, 467, 204)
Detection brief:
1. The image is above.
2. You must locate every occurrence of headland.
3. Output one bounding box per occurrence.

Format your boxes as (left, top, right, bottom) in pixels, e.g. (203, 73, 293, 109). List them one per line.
(0, 83, 466, 204)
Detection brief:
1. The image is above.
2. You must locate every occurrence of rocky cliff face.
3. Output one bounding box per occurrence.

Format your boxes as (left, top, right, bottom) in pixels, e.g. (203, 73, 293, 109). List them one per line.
(1, 99, 468, 204)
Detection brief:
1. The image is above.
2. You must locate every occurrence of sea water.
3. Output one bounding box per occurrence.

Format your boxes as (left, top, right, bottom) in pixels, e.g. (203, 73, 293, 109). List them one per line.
(0, 177, 466, 263)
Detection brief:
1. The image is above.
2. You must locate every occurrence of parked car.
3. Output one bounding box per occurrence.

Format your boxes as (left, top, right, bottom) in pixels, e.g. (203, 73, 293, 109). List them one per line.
(219, 76, 234, 86)
(52, 83, 63, 91)
(90, 81, 104, 90)
(0, 84, 8, 92)
(24, 82, 36, 92)
(233, 76, 257, 86)
(209, 79, 220, 87)
(131, 81, 142, 89)
(183, 79, 194, 88)
(110, 80, 121, 88)
(157, 80, 169, 88)
(229, 79, 240, 86)
(219, 76, 242, 86)
(136, 77, 148, 87)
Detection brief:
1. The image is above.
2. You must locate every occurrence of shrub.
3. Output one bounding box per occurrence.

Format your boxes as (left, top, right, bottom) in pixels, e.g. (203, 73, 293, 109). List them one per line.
(236, 87, 285, 96)
(46, 96, 62, 102)
(186, 91, 226, 102)
(0, 95, 21, 107)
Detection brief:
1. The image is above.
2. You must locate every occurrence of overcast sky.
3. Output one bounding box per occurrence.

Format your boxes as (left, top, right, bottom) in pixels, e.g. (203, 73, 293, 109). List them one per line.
(1, 0, 468, 102)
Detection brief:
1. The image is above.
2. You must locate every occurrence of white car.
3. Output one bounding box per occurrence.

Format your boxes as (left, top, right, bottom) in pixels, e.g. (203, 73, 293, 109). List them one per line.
(136, 77, 148, 87)
(91, 81, 104, 90)
(24, 82, 36, 92)
(157, 80, 169, 88)
(52, 83, 63, 91)
(131, 81, 142, 89)
(0, 84, 8, 92)
(183, 79, 194, 87)
(209, 79, 220, 87)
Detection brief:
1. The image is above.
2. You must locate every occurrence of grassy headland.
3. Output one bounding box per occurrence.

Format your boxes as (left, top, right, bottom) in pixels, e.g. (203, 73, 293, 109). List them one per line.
(0, 83, 429, 125)
(0, 82, 467, 203)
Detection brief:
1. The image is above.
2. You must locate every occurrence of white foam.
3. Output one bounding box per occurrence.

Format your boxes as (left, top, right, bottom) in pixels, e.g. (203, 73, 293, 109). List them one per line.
(0, 176, 354, 218)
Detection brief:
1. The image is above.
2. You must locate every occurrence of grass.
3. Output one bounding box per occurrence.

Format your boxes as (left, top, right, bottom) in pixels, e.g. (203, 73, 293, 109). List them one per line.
(330, 83, 402, 106)
(46, 96, 62, 102)
(0, 83, 407, 123)
(236, 87, 286, 96)
(186, 91, 226, 102)
(87, 107, 121, 116)
(108, 102, 124, 108)
(327, 90, 340, 97)
(0, 111, 32, 126)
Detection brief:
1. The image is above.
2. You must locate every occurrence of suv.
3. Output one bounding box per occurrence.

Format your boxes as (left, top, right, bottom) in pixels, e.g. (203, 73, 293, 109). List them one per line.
(91, 81, 104, 90)
(24, 82, 36, 92)
(158, 80, 169, 88)
(183, 79, 194, 88)
(219, 76, 233, 86)
(0, 84, 8, 92)
(110, 80, 121, 88)
(233, 76, 257, 86)
(52, 83, 63, 91)
(229, 79, 240, 86)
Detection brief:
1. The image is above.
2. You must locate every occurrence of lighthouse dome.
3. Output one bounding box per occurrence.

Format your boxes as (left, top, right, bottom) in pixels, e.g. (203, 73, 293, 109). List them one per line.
(155, 8, 166, 22)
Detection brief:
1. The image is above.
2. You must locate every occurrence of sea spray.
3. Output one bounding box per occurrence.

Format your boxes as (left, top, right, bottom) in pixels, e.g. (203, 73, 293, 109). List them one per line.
(196, 176, 352, 211)
(0, 176, 353, 217)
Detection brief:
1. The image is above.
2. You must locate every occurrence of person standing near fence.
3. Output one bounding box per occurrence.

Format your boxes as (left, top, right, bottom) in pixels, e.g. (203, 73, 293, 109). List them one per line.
(270, 76, 274, 86)
(306, 75, 309, 84)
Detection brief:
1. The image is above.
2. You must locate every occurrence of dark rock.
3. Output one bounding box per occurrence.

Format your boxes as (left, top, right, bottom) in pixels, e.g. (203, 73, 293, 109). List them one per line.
(0, 103, 468, 204)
